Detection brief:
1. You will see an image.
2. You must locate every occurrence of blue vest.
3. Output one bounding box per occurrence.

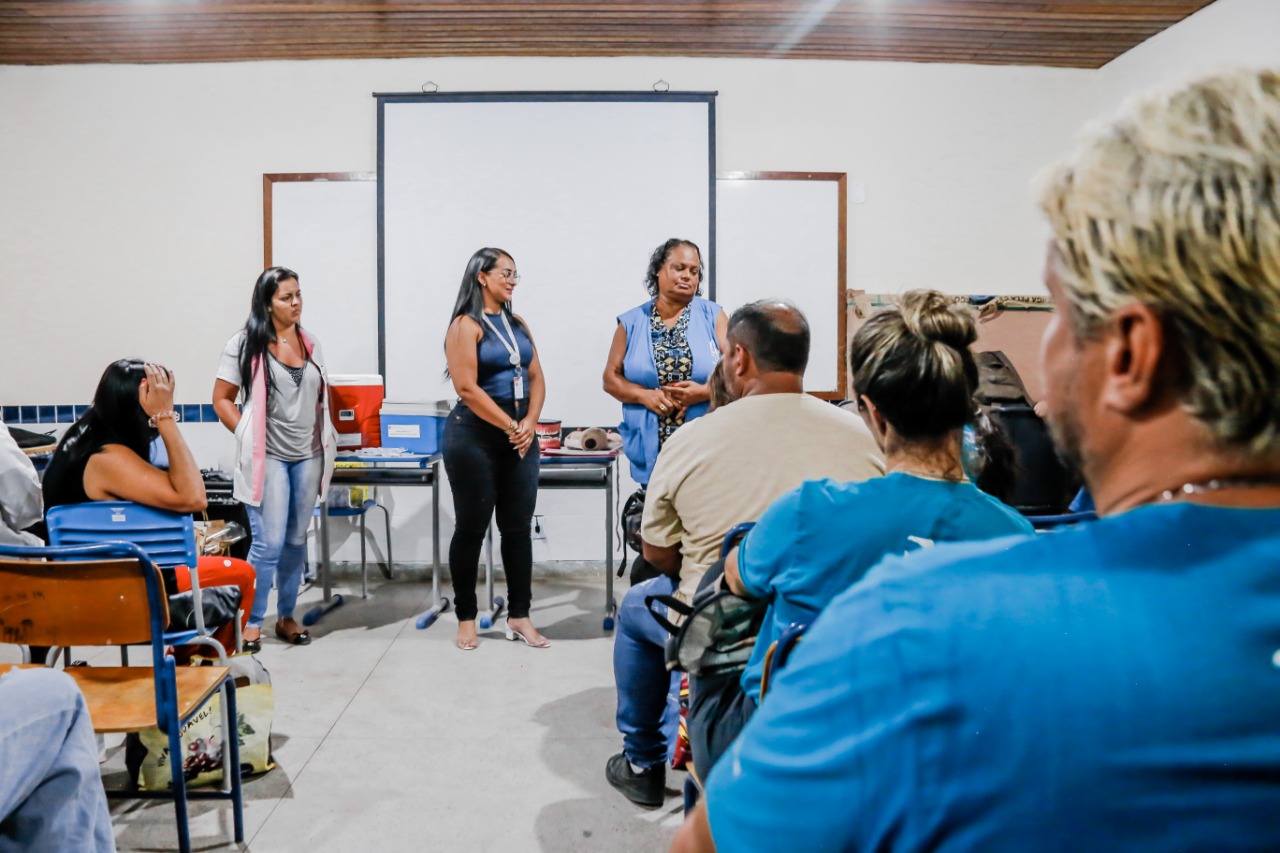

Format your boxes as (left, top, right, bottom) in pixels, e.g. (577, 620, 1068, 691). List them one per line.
(616, 296, 722, 485)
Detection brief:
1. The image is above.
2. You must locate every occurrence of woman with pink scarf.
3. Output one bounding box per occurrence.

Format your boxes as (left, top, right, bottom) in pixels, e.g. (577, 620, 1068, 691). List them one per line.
(213, 267, 336, 651)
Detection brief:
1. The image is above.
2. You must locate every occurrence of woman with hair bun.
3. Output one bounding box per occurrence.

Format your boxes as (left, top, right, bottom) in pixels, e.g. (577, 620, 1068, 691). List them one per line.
(690, 289, 1034, 777)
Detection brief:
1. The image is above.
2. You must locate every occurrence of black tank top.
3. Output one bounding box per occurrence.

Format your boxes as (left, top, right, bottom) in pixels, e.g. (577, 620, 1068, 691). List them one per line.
(41, 445, 94, 511)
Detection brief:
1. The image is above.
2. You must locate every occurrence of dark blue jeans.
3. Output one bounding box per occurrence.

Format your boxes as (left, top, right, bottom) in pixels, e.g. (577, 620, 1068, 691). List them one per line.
(442, 400, 539, 622)
(614, 574, 682, 768)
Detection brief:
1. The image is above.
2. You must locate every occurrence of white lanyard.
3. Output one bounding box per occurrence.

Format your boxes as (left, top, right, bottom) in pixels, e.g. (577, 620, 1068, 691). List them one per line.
(482, 311, 526, 399)
(481, 312, 522, 369)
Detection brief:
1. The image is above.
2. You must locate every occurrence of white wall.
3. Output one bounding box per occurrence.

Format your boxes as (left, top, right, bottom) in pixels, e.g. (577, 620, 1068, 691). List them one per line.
(1097, 0, 1280, 110)
(0, 53, 1102, 562)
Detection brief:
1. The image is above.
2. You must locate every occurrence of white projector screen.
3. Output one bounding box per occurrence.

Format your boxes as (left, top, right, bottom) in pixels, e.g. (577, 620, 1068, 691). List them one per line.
(379, 93, 715, 427)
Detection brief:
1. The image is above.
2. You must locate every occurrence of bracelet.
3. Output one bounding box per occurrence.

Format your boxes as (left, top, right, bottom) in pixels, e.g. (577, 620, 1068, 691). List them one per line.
(505, 420, 519, 435)
(147, 410, 181, 428)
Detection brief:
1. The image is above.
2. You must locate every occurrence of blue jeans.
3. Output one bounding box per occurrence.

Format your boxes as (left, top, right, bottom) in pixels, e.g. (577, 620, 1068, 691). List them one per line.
(0, 668, 115, 853)
(614, 574, 681, 768)
(246, 455, 322, 627)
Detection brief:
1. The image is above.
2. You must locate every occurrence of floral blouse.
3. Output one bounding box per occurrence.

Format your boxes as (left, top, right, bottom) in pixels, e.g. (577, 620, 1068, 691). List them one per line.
(650, 303, 693, 447)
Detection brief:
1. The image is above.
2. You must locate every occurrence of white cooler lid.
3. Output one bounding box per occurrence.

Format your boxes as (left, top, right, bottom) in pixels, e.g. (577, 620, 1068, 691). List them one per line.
(381, 400, 452, 416)
(329, 374, 384, 386)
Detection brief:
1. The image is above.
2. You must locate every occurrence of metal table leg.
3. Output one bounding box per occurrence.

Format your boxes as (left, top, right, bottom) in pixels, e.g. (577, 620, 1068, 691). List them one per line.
(415, 457, 451, 629)
(604, 459, 617, 631)
(479, 520, 505, 628)
(304, 501, 345, 626)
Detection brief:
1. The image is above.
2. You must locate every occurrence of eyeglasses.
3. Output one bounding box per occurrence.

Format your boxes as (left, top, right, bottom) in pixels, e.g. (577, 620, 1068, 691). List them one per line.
(492, 271, 521, 283)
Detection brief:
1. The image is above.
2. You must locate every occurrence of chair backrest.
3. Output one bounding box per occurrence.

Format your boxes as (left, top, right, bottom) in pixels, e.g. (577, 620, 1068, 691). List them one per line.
(0, 543, 169, 650)
(47, 501, 198, 571)
(759, 621, 809, 701)
(987, 404, 1080, 515)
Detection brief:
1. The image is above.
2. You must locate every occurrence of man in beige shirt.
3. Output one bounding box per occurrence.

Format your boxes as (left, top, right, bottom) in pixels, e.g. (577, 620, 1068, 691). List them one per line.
(607, 299, 883, 808)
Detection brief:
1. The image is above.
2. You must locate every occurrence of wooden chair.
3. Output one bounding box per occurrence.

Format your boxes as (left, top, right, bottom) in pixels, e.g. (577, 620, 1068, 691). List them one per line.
(0, 541, 245, 853)
(47, 501, 240, 659)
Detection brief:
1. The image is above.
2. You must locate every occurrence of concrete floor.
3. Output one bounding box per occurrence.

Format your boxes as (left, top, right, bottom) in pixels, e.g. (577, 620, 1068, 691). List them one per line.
(49, 572, 687, 851)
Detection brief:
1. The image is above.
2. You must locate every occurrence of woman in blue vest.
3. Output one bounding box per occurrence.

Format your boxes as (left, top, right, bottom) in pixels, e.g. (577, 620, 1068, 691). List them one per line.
(603, 239, 728, 487)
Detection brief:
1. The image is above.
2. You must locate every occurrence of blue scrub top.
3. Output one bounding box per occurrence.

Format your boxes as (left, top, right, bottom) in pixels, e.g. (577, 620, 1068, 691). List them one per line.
(736, 473, 1033, 700)
(708, 502, 1280, 853)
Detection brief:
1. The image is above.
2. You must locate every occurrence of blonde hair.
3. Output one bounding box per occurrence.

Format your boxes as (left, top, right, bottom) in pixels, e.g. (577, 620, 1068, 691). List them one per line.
(1038, 67, 1280, 456)
(849, 290, 979, 438)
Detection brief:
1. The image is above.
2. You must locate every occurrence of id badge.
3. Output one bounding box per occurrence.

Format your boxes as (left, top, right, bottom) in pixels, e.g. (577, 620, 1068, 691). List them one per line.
(514, 373, 525, 399)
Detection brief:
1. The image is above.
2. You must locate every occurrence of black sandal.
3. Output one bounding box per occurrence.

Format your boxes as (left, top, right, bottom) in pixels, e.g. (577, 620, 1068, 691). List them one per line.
(274, 622, 312, 646)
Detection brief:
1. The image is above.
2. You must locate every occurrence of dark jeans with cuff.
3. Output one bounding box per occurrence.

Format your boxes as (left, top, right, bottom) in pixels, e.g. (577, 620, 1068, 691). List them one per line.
(442, 399, 539, 622)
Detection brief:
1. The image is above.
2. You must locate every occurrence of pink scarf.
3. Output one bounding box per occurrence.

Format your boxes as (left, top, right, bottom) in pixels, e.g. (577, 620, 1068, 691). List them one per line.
(250, 328, 320, 503)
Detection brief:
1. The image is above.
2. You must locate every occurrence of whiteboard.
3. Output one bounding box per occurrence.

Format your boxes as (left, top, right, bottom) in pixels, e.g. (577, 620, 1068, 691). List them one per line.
(379, 94, 715, 425)
(265, 173, 379, 376)
(714, 172, 846, 396)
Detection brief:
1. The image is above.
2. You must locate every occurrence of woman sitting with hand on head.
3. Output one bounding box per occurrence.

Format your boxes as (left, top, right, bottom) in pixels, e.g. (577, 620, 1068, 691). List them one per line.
(604, 238, 728, 488)
(688, 290, 1034, 777)
(42, 359, 256, 658)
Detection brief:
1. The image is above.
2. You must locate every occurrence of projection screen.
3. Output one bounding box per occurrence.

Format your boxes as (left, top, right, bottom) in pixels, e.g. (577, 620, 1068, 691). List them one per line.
(378, 93, 716, 427)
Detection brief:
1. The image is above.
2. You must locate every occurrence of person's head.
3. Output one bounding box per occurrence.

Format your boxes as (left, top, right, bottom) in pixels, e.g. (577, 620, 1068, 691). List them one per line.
(722, 300, 810, 397)
(240, 266, 303, 390)
(645, 239, 703, 301)
(707, 359, 736, 411)
(849, 290, 980, 455)
(55, 358, 154, 466)
(450, 247, 518, 324)
(1037, 68, 1280, 488)
(249, 266, 302, 334)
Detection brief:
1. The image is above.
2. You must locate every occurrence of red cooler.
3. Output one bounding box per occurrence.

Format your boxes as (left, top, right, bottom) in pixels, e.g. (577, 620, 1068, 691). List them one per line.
(328, 374, 384, 449)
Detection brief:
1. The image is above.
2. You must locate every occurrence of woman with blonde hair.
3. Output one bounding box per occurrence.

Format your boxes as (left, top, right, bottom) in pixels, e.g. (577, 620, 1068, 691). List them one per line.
(690, 289, 1034, 776)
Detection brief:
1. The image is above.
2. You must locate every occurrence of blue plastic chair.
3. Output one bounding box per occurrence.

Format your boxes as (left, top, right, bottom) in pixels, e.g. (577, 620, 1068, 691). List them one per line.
(312, 493, 394, 599)
(47, 501, 231, 658)
(0, 541, 245, 853)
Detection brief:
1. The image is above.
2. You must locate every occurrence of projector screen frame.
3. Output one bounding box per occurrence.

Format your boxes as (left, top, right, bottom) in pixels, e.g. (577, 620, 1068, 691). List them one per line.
(373, 90, 718, 384)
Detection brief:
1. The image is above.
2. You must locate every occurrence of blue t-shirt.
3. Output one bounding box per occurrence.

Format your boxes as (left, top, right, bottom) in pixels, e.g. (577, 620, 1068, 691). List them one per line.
(737, 473, 1033, 700)
(477, 311, 535, 401)
(707, 502, 1280, 853)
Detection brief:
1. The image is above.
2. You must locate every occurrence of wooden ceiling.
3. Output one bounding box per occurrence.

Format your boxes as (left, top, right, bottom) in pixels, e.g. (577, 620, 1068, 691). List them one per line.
(0, 1, 1216, 69)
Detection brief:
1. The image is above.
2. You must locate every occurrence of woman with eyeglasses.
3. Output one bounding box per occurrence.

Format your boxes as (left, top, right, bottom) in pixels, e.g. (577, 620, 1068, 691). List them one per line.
(442, 247, 548, 651)
(212, 267, 337, 651)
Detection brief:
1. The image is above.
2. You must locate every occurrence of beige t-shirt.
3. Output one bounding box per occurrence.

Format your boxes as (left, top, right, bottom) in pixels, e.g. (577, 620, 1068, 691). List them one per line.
(641, 393, 885, 609)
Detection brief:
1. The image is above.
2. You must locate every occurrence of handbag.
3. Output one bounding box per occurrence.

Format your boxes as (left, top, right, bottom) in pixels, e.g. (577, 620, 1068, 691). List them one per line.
(165, 585, 242, 634)
(621, 486, 662, 586)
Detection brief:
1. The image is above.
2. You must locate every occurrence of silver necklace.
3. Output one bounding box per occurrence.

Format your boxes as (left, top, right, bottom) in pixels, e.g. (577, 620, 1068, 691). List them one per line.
(1157, 477, 1280, 502)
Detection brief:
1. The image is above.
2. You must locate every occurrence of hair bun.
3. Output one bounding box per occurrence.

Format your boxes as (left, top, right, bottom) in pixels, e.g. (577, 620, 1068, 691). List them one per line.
(899, 290, 977, 350)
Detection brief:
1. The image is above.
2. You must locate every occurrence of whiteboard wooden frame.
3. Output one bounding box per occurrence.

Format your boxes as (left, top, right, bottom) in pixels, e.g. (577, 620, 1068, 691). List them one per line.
(263, 172, 380, 375)
(716, 171, 847, 399)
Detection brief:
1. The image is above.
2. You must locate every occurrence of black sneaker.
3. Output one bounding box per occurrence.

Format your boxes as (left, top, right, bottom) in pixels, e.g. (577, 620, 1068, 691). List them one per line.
(605, 752, 665, 808)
